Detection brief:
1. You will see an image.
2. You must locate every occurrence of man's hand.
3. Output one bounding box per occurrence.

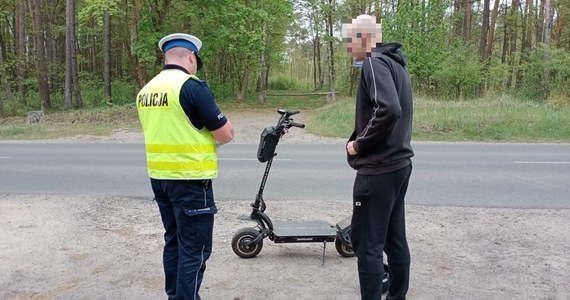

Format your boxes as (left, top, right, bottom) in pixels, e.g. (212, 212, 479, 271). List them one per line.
(347, 141, 358, 156)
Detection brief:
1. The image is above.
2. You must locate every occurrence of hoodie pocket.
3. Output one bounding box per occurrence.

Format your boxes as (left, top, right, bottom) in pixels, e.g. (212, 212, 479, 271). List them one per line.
(347, 130, 358, 169)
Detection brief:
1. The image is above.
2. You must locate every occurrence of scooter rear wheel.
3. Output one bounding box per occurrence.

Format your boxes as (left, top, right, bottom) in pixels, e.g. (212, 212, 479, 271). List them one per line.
(231, 227, 263, 258)
(382, 264, 390, 293)
(335, 238, 355, 257)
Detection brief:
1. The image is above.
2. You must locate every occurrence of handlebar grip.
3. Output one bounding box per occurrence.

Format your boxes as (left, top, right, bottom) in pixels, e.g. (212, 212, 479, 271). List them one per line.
(289, 121, 305, 128)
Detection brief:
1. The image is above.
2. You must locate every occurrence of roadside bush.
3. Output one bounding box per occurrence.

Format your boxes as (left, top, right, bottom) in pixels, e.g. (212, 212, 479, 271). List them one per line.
(547, 91, 570, 109)
(521, 46, 570, 101)
(111, 81, 139, 105)
(432, 44, 483, 100)
(268, 75, 299, 90)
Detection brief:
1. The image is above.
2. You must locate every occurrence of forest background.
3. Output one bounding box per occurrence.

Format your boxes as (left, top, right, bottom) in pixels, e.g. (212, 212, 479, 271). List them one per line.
(0, 0, 569, 141)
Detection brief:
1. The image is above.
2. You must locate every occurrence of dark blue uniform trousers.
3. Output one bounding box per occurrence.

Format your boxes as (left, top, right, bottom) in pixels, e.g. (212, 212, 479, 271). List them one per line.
(151, 179, 217, 300)
(351, 165, 412, 300)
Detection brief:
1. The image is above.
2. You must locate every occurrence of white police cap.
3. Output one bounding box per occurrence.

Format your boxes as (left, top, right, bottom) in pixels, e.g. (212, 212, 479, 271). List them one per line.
(158, 33, 203, 70)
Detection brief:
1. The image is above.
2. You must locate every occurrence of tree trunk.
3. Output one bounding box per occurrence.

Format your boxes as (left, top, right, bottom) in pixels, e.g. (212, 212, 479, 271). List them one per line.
(237, 66, 249, 102)
(316, 32, 323, 90)
(507, 0, 520, 89)
(132, 0, 147, 88)
(64, 0, 82, 109)
(553, 3, 564, 48)
(0, 42, 16, 116)
(258, 52, 267, 104)
(451, 0, 461, 41)
(510, 0, 520, 55)
(501, 3, 508, 64)
(65, 0, 73, 109)
(484, 0, 500, 59)
(312, 35, 317, 90)
(523, 0, 534, 52)
(16, 0, 27, 105)
(517, 0, 534, 86)
(348, 65, 359, 96)
(258, 22, 267, 104)
(542, 0, 552, 100)
(479, 0, 490, 60)
(374, 0, 381, 21)
(71, 10, 83, 109)
(44, 2, 56, 92)
(463, 0, 473, 42)
(536, 0, 545, 43)
(326, 0, 336, 102)
(30, 0, 50, 111)
(90, 19, 98, 77)
(310, 7, 317, 90)
(103, 11, 112, 102)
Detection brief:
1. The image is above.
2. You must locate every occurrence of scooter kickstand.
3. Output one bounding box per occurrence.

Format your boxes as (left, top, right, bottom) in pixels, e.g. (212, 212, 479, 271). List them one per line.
(321, 241, 326, 266)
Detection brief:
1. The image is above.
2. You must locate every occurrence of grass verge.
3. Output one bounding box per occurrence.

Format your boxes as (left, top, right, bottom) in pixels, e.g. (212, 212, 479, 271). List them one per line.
(1, 94, 568, 143)
(0, 92, 324, 140)
(307, 94, 570, 143)
(0, 105, 141, 140)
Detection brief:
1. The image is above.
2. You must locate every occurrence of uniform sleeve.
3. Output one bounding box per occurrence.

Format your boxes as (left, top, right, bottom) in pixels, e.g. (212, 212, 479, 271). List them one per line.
(354, 57, 401, 154)
(180, 80, 228, 131)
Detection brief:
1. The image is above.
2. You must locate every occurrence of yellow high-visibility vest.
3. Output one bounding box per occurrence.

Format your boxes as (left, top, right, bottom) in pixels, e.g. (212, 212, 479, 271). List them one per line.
(137, 69, 218, 179)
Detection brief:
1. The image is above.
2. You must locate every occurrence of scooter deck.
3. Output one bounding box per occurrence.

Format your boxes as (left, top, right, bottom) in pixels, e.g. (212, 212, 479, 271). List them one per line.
(272, 220, 336, 243)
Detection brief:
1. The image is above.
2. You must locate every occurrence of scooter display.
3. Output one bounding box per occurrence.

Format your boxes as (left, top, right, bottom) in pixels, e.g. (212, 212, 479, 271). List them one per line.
(230, 109, 389, 292)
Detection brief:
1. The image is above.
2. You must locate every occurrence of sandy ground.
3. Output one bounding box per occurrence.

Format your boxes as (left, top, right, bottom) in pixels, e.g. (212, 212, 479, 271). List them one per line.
(1, 110, 569, 299)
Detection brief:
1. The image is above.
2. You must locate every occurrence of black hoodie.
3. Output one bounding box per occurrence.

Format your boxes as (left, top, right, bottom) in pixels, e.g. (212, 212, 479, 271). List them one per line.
(347, 42, 414, 175)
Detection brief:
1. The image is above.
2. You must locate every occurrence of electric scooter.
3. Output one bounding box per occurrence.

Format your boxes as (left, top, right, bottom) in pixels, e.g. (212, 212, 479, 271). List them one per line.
(230, 109, 390, 292)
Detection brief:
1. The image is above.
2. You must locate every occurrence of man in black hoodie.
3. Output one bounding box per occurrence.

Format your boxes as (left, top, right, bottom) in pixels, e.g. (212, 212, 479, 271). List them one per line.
(344, 15, 414, 300)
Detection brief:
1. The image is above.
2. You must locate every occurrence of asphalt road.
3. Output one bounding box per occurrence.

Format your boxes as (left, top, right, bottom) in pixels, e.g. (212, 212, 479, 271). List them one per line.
(0, 142, 569, 209)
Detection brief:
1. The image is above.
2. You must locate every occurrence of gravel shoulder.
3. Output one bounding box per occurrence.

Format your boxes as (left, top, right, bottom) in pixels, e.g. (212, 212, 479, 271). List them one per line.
(1, 109, 569, 299)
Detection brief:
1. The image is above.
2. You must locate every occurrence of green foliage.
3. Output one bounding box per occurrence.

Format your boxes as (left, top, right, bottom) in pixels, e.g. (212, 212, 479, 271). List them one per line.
(382, 0, 449, 90)
(268, 75, 303, 90)
(24, 79, 139, 112)
(530, 46, 570, 100)
(3, 0, 570, 127)
(432, 44, 483, 99)
(485, 58, 511, 93)
(179, 0, 293, 97)
(78, 0, 122, 27)
(207, 80, 237, 101)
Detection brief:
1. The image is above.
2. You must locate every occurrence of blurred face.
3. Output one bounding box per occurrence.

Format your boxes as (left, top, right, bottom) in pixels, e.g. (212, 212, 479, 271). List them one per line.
(343, 15, 382, 62)
(346, 31, 372, 61)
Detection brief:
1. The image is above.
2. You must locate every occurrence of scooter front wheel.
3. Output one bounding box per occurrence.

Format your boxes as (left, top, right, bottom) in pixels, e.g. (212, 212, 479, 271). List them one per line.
(231, 227, 264, 258)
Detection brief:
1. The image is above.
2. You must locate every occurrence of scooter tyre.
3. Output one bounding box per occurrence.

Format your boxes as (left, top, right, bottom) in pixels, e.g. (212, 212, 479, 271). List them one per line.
(334, 238, 355, 257)
(231, 227, 263, 258)
(382, 263, 390, 293)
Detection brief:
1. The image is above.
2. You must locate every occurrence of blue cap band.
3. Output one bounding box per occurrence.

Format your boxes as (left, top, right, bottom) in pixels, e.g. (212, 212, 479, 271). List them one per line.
(162, 40, 199, 53)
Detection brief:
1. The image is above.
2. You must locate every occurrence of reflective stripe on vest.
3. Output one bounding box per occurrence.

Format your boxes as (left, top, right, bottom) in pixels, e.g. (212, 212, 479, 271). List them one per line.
(137, 70, 218, 179)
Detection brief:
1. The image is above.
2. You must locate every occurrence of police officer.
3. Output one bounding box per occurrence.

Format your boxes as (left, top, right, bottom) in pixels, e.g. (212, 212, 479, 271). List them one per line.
(137, 33, 234, 300)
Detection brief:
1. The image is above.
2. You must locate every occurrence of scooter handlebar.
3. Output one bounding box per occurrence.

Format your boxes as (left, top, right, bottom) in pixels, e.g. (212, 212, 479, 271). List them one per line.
(289, 121, 305, 128)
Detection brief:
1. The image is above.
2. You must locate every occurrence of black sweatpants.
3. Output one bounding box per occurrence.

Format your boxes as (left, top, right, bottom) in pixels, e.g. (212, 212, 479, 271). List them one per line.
(351, 165, 412, 300)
